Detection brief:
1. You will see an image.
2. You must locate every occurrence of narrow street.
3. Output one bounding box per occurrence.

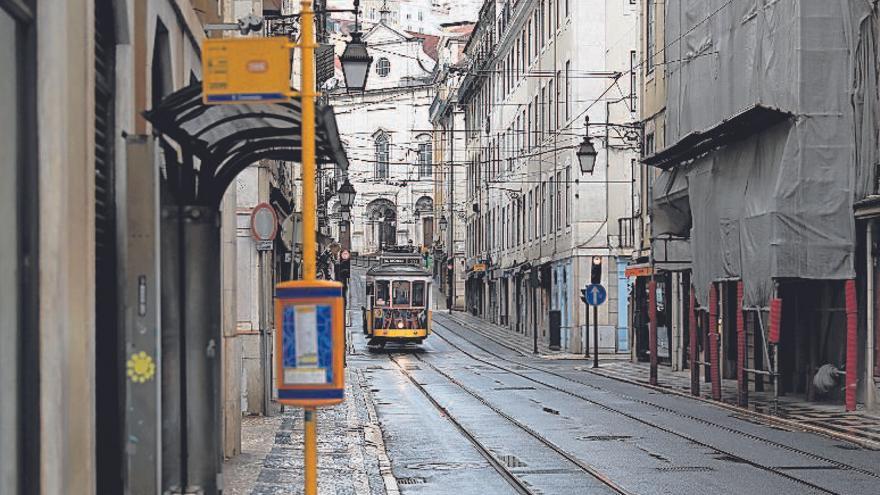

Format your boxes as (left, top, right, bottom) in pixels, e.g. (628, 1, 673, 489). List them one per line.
(11, 1, 880, 493)
(226, 268, 880, 495)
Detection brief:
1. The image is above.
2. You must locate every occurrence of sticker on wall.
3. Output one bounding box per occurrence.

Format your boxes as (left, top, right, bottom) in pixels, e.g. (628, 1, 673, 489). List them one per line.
(127, 351, 156, 383)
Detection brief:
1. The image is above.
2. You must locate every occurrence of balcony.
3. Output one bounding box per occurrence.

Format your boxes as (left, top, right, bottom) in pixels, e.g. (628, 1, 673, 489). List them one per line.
(616, 217, 637, 249)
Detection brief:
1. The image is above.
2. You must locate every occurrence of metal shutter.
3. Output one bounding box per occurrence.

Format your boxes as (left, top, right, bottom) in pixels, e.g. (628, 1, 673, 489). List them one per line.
(94, 1, 121, 493)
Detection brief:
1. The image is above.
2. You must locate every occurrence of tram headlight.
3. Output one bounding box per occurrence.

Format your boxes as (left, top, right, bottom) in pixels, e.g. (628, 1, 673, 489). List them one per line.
(397, 321, 404, 329)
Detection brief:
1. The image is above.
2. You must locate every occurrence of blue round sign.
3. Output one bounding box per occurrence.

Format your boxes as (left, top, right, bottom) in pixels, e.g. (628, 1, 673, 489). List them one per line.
(584, 284, 607, 306)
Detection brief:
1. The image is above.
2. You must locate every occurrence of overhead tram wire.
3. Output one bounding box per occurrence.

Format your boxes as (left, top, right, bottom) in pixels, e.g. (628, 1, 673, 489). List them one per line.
(337, 1, 737, 184)
(337, 0, 734, 121)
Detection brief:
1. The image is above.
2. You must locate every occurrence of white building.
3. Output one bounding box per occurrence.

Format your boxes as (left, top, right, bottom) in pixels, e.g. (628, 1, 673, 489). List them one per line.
(457, 0, 640, 353)
(431, 22, 475, 310)
(328, 0, 483, 33)
(330, 19, 439, 254)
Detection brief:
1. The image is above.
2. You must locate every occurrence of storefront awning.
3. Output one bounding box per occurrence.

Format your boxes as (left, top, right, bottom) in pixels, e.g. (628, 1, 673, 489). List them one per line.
(144, 81, 349, 207)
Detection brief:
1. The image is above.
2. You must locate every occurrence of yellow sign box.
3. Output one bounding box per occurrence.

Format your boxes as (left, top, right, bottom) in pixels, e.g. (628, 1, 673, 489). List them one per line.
(202, 37, 292, 104)
(473, 263, 487, 272)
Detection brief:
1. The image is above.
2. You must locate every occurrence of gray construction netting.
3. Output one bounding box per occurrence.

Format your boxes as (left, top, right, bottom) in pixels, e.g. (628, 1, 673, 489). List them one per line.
(653, 0, 879, 307)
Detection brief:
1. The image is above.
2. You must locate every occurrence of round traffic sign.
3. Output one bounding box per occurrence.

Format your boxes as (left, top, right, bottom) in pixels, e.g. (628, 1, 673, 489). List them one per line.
(250, 203, 278, 241)
(584, 284, 607, 306)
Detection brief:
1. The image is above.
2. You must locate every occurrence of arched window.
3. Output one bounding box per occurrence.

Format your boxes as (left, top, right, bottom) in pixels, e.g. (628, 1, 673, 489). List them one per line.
(374, 132, 389, 179)
(366, 198, 397, 249)
(417, 134, 432, 178)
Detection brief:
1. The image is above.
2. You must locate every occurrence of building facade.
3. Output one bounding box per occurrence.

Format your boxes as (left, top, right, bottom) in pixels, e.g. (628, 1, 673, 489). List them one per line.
(648, 0, 880, 412)
(330, 19, 438, 255)
(431, 22, 474, 310)
(0, 0, 244, 492)
(456, 0, 640, 353)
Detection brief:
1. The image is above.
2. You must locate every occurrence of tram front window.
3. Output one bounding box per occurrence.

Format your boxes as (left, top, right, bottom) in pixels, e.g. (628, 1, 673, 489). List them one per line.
(412, 281, 426, 307)
(375, 281, 390, 306)
(392, 281, 411, 306)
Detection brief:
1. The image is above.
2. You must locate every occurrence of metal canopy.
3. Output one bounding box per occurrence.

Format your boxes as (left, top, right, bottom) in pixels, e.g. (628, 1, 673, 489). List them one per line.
(144, 81, 349, 206)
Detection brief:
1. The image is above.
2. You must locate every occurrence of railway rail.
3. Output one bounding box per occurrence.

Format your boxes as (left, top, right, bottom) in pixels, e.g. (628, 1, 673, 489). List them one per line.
(429, 314, 880, 495)
(387, 352, 632, 495)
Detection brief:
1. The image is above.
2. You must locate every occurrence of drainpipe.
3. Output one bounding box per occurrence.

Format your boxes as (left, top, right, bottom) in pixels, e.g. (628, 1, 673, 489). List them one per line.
(737, 280, 747, 407)
(866, 221, 877, 410)
(690, 284, 699, 396)
(709, 283, 721, 401)
(649, 279, 658, 385)
(845, 279, 858, 412)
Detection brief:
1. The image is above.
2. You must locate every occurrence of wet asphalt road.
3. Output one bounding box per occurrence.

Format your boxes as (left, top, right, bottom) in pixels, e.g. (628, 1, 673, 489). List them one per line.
(346, 265, 880, 495)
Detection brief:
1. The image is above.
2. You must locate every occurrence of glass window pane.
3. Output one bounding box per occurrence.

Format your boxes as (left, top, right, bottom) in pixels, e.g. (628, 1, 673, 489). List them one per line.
(412, 281, 425, 307)
(376, 281, 390, 306)
(392, 281, 410, 306)
(0, 9, 19, 494)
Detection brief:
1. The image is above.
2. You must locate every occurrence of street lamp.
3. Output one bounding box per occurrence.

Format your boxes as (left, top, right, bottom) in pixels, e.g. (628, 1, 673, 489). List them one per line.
(577, 117, 598, 175)
(340, 31, 373, 92)
(438, 214, 448, 234)
(337, 178, 356, 208)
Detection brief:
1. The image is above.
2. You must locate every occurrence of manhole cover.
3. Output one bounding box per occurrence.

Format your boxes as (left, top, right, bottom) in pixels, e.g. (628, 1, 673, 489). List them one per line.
(516, 468, 579, 475)
(498, 455, 527, 468)
(656, 466, 714, 472)
(397, 477, 427, 485)
(834, 444, 861, 451)
(581, 435, 631, 442)
(405, 461, 484, 471)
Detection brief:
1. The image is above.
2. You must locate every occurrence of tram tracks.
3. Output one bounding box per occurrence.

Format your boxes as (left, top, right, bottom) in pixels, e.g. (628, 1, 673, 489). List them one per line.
(431, 315, 880, 495)
(386, 353, 632, 495)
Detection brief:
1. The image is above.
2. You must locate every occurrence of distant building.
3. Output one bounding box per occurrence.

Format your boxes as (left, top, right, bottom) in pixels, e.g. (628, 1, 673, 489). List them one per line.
(431, 22, 475, 310)
(454, 0, 640, 352)
(330, 19, 439, 254)
(328, 0, 483, 33)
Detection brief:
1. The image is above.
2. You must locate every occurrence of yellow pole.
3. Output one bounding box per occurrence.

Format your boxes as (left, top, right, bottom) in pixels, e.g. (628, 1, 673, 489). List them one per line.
(303, 407, 318, 495)
(300, 3, 319, 495)
(301, 0, 317, 282)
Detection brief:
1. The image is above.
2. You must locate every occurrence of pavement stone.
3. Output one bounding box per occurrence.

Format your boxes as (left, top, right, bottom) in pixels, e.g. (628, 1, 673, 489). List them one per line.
(223, 367, 390, 495)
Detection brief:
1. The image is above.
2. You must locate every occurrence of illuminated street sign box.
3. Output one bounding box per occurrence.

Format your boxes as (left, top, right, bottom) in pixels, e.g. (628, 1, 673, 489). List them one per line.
(202, 37, 292, 104)
(275, 280, 345, 407)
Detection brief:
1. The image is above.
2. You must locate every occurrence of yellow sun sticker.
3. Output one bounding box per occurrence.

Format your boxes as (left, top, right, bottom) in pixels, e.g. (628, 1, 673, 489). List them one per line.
(127, 351, 156, 383)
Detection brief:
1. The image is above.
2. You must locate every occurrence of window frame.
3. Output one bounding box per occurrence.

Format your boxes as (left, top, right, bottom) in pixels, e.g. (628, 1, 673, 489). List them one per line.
(374, 132, 390, 179)
(392, 280, 411, 307)
(416, 134, 432, 178)
(412, 281, 426, 307)
(375, 56, 391, 77)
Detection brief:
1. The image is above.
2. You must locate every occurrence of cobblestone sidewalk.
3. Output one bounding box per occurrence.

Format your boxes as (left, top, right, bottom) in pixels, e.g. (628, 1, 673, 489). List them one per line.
(441, 311, 880, 450)
(224, 368, 396, 495)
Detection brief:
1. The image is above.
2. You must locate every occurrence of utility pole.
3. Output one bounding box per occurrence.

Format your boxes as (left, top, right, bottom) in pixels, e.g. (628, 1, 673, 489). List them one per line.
(448, 114, 455, 311)
(299, 3, 319, 494)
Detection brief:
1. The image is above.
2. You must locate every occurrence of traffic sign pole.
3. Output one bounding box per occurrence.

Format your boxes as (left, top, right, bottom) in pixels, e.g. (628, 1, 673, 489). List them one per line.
(584, 294, 590, 359)
(582, 284, 607, 366)
(593, 305, 599, 368)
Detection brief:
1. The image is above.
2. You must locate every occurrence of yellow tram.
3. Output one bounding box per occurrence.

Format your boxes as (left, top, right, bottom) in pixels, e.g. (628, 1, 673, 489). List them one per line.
(363, 260, 433, 347)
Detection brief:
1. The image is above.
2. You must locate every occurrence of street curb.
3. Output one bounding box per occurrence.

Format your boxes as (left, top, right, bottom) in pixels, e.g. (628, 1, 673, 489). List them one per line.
(356, 369, 401, 495)
(438, 313, 880, 451)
